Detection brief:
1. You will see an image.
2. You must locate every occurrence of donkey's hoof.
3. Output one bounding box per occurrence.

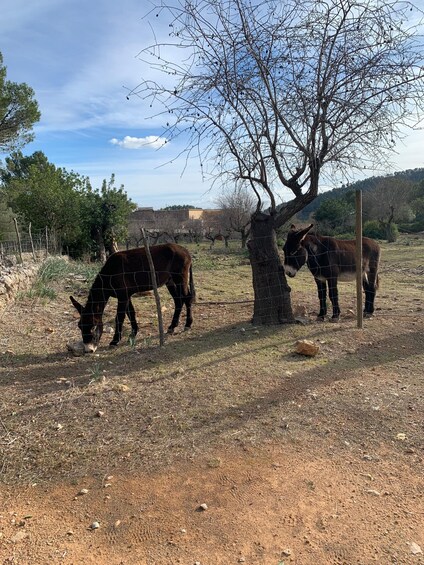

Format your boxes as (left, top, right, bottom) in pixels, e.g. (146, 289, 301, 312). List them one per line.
(330, 316, 340, 323)
(363, 312, 374, 319)
(167, 328, 175, 335)
(183, 326, 192, 332)
(109, 341, 118, 348)
(316, 315, 326, 322)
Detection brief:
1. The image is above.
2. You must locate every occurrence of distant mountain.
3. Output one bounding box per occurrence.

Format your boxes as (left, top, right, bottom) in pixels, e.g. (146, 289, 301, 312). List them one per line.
(298, 168, 424, 219)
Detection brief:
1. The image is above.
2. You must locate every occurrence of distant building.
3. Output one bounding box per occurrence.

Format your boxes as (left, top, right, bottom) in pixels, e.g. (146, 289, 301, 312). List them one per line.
(128, 207, 224, 244)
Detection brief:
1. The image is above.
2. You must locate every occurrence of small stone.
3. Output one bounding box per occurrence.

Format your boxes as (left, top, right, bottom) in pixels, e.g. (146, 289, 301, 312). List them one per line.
(89, 521, 100, 530)
(54, 423, 63, 431)
(396, 433, 406, 441)
(366, 489, 381, 496)
(11, 530, 29, 543)
(409, 542, 422, 555)
(295, 339, 319, 357)
(197, 503, 208, 511)
(95, 410, 104, 418)
(78, 488, 89, 496)
(281, 548, 292, 556)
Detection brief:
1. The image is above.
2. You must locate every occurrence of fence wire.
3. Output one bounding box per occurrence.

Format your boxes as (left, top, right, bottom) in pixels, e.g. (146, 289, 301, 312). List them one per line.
(0, 228, 61, 262)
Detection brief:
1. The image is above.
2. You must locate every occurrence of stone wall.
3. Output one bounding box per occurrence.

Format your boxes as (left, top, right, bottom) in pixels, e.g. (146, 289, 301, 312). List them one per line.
(0, 256, 40, 310)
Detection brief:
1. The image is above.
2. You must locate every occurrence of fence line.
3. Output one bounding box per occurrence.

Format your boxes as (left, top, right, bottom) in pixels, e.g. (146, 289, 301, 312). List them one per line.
(0, 226, 61, 263)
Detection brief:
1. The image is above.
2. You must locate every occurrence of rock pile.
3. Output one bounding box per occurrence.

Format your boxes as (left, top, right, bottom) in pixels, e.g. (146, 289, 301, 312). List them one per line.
(0, 256, 40, 310)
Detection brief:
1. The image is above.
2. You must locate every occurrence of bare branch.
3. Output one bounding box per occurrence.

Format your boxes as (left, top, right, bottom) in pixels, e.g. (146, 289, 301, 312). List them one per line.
(130, 0, 424, 221)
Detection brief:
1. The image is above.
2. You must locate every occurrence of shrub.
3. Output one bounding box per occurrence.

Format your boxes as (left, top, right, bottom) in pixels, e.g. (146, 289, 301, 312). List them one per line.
(363, 220, 399, 242)
(385, 223, 399, 243)
(363, 220, 385, 239)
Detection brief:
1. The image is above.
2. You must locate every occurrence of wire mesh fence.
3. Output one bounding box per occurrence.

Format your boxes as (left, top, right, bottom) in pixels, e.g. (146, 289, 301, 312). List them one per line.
(0, 227, 61, 264)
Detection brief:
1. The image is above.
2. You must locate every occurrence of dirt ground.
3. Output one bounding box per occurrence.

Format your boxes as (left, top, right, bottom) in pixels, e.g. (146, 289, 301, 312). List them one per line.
(0, 240, 423, 564)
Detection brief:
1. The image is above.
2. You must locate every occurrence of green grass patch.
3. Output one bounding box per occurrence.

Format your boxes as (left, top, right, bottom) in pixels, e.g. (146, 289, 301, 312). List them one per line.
(38, 257, 72, 283)
(20, 257, 100, 300)
(20, 283, 57, 300)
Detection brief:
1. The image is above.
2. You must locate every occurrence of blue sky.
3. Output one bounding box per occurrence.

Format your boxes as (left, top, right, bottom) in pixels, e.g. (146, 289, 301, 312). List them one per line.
(1, 0, 424, 209)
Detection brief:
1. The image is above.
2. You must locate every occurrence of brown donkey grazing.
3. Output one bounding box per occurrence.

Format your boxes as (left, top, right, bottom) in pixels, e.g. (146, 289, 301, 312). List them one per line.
(70, 243, 195, 352)
(283, 224, 380, 320)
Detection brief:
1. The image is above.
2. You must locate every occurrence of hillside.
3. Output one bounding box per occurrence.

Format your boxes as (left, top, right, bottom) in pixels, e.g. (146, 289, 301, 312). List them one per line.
(298, 167, 424, 219)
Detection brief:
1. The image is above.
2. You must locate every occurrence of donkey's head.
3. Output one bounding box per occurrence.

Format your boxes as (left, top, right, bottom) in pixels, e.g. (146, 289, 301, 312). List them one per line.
(70, 296, 103, 353)
(283, 224, 314, 277)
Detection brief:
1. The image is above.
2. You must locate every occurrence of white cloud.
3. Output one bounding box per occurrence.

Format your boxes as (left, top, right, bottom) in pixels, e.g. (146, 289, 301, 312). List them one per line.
(110, 135, 168, 149)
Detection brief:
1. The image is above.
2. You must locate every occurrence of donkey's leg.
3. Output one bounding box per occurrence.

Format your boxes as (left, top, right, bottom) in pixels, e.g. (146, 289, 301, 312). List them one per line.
(110, 299, 128, 347)
(327, 277, 341, 320)
(166, 281, 184, 334)
(315, 278, 327, 320)
(363, 270, 378, 317)
(179, 279, 194, 330)
(183, 292, 193, 330)
(126, 298, 138, 338)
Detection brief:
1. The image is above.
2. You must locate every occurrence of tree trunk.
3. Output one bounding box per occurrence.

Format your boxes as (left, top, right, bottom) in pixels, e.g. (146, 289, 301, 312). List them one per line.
(248, 212, 295, 325)
(241, 230, 249, 249)
(95, 229, 107, 263)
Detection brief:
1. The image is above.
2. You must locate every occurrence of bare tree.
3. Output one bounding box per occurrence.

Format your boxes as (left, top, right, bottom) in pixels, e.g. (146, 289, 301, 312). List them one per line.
(363, 177, 415, 240)
(216, 186, 255, 248)
(131, 0, 424, 324)
(185, 218, 203, 243)
(154, 211, 185, 243)
(202, 210, 230, 247)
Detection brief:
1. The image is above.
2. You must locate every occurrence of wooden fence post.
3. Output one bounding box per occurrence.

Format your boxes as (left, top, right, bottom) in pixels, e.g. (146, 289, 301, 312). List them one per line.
(355, 190, 363, 329)
(28, 222, 37, 261)
(141, 228, 165, 347)
(13, 218, 23, 264)
(45, 226, 49, 257)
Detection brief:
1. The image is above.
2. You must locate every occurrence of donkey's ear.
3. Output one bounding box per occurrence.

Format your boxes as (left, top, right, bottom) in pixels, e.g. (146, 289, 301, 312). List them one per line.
(70, 295, 83, 314)
(290, 224, 296, 231)
(298, 224, 314, 241)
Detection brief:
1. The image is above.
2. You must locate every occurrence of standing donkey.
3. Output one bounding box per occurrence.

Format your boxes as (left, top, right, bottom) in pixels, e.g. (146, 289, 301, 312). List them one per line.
(283, 224, 380, 320)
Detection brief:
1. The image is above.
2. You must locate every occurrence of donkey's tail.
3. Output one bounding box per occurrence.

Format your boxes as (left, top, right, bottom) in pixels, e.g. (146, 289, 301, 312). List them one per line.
(189, 264, 196, 303)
